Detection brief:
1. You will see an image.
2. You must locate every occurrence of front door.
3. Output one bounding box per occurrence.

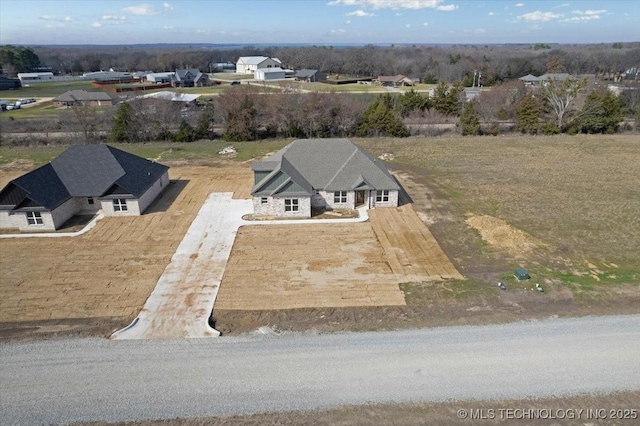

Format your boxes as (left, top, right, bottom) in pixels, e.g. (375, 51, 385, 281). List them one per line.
(355, 190, 365, 206)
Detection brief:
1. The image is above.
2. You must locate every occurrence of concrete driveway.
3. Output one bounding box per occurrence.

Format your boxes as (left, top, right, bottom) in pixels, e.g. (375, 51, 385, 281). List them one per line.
(112, 193, 369, 339)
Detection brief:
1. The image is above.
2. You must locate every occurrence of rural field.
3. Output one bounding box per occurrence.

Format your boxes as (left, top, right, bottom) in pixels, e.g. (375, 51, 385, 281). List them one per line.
(0, 134, 638, 340)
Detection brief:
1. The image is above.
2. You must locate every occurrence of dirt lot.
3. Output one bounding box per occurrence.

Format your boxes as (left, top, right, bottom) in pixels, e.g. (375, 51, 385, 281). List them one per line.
(0, 163, 252, 340)
(1, 135, 639, 340)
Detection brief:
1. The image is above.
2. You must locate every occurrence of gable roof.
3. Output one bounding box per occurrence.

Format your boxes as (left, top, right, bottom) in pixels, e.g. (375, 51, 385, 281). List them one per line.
(53, 90, 115, 102)
(237, 56, 282, 66)
(294, 69, 319, 78)
(251, 139, 399, 196)
(0, 145, 169, 211)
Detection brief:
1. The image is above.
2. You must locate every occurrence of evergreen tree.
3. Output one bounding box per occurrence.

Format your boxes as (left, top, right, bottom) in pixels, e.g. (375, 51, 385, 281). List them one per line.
(397, 89, 430, 117)
(431, 81, 463, 115)
(578, 88, 623, 134)
(459, 101, 481, 136)
(111, 102, 136, 142)
(358, 94, 409, 137)
(515, 94, 542, 134)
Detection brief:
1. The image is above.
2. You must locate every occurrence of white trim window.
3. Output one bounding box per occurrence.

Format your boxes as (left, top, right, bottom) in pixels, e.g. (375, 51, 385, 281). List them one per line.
(87, 197, 94, 205)
(26, 211, 43, 225)
(334, 191, 347, 203)
(113, 198, 128, 212)
(376, 190, 389, 203)
(261, 197, 268, 204)
(284, 198, 299, 212)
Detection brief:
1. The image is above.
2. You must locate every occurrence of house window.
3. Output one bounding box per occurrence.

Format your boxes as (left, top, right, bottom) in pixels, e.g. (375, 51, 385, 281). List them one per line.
(87, 197, 94, 205)
(314, 189, 320, 195)
(26, 211, 43, 225)
(376, 190, 390, 202)
(334, 191, 347, 203)
(284, 198, 299, 212)
(261, 197, 268, 204)
(113, 198, 128, 212)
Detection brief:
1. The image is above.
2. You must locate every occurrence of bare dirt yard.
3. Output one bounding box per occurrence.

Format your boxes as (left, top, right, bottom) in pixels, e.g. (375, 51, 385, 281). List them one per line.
(1, 135, 639, 340)
(0, 163, 252, 340)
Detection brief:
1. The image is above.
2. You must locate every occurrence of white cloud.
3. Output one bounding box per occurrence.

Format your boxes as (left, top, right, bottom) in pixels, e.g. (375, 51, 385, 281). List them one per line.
(330, 28, 347, 35)
(347, 10, 374, 17)
(423, 22, 429, 26)
(405, 23, 411, 27)
(195, 29, 210, 34)
(91, 22, 102, 28)
(436, 4, 458, 11)
(560, 9, 606, 22)
(123, 4, 159, 16)
(575, 9, 606, 15)
(328, 1, 458, 11)
(163, 2, 174, 10)
(475, 28, 486, 33)
(40, 14, 74, 25)
(345, 19, 352, 24)
(488, 11, 495, 16)
(163, 25, 174, 30)
(102, 15, 125, 21)
(40, 15, 55, 20)
(63, 16, 73, 22)
(517, 11, 561, 21)
(515, 3, 524, 6)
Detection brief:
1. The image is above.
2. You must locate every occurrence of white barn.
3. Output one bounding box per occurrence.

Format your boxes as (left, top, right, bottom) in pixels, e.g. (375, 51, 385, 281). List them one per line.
(254, 67, 286, 81)
(236, 56, 282, 74)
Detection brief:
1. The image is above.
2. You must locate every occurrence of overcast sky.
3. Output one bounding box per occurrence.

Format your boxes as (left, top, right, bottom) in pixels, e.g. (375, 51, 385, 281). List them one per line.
(1, 0, 638, 45)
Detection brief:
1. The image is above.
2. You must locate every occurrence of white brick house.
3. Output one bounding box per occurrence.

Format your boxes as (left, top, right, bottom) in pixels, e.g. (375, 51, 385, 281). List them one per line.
(0, 145, 169, 231)
(251, 139, 400, 218)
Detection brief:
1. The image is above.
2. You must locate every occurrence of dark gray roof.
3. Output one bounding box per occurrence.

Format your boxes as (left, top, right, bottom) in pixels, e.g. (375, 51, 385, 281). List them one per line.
(294, 69, 319, 78)
(251, 139, 399, 196)
(0, 145, 168, 211)
(54, 90, 114, 102)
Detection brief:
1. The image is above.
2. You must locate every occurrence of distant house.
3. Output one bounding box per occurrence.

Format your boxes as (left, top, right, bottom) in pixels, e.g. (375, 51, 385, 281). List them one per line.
(83, 71, 133, 81)
(17, 72, 54, 84)
(518, 73, 571, 86)
(377, 74, 415, 87)
(251, 139, 400, 218)
(172, 69, 209, 87)
(0, 145, 170, 231)
(137, 91, 201, 103)
(294, 69, 326, 83)
(254, 67, 286, 81)
(145, 72, 174, 84)
(0, 76, 21, 90)
(236, 56, 282, 74)
(53, 90, 117, 107)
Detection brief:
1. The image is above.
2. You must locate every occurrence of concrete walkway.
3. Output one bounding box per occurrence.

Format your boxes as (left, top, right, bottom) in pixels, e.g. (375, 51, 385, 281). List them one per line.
(112, 193, 368, 339)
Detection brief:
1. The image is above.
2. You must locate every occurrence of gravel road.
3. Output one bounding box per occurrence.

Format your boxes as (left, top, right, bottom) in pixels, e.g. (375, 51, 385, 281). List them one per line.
(1, 315, 639, 425)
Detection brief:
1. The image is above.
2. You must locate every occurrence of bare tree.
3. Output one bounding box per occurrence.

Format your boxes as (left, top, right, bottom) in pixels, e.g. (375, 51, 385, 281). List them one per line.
(539, 76, 587, 128)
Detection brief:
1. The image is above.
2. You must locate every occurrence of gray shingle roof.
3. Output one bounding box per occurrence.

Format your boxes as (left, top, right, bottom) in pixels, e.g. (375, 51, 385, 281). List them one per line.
(0, 145, 168, 211)
(53, 90, 114, 102)
(294, 69, 318, 78)
(251, 139, 399, 196)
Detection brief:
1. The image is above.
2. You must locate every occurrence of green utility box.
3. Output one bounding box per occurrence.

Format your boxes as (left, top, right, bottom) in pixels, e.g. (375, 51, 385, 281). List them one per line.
(514, 268, 531, 281)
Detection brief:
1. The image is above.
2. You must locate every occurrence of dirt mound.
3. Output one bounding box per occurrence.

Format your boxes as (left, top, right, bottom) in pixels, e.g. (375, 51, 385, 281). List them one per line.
(466, 215, 548, 257)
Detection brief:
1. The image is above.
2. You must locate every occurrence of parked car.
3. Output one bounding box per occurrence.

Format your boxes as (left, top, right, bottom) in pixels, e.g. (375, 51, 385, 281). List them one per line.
(18, 98, 36, 104)
(6, 103, 21, 110)
(230, 81, 241, 85)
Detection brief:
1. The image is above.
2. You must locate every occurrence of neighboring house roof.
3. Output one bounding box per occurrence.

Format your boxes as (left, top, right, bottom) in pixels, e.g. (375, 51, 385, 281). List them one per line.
(53, 90, 115, 102)
(138, 91, 201, 102)
(519, 73, 571, 82)
(377, 74, 413, 84)
(237, 56, 282, 66)
(174, 69, 207, 83)
(0, 145, 168, 211)
(251, 139, 399, 197)
(294, 69, 319, 78)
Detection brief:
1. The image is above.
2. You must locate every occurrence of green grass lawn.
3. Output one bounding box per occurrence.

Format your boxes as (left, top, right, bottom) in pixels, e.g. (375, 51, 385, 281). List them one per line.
(2, 81, 94, 99)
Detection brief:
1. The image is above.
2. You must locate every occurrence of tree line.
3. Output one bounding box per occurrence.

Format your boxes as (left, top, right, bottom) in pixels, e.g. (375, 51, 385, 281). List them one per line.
(2, 42, 639, 85)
